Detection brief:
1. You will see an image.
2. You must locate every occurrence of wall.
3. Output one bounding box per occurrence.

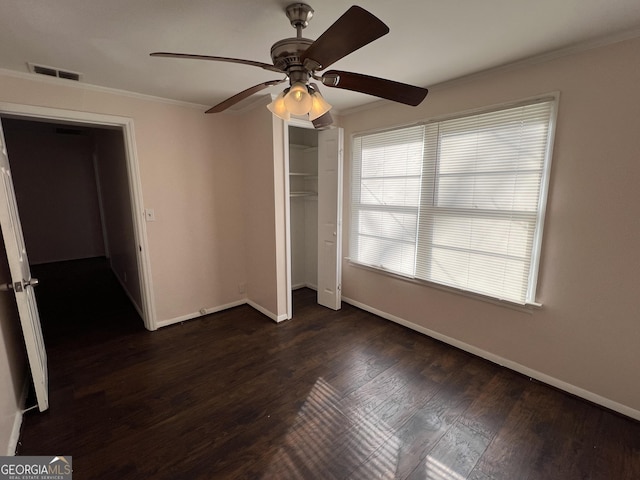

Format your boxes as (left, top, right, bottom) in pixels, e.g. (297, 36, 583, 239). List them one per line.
(240, 104, 284, 320)
(272, 116, 290, 321)
(0, 72, 248, 326)
(0, 233, 26, 455)
(93, 128, 142, 311)
(3, 119, 105, 264)
(339, 36, 640, 417)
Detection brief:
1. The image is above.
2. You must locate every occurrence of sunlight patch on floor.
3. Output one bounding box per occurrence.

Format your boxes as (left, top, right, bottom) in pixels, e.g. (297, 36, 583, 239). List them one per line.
(423, 456, 466, 480)
(262, 377, 401, 479)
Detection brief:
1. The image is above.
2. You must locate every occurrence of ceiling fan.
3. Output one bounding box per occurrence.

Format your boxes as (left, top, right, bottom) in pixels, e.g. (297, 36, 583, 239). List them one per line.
(151, 3, 428, 128)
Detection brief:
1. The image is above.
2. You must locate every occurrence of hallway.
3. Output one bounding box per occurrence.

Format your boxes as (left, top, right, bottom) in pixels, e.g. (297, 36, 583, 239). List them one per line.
(31, 257, 144, 345)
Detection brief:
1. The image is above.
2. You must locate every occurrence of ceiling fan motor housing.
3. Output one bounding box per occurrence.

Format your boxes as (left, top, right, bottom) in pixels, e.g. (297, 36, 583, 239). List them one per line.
(270, 37, 314, 73)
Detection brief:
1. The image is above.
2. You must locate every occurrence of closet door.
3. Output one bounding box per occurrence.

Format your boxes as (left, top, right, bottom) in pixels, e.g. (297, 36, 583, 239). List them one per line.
(317, 128, 343, 310)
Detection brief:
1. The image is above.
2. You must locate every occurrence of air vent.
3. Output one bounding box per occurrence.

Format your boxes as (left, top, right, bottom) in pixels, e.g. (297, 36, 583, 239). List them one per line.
(27, 62, 82, 81)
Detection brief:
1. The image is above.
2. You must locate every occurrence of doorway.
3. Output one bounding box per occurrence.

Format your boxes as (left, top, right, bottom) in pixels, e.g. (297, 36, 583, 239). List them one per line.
(0, 103, 155, 331)
(289, 126, 319, 293)
(0, 105, 154, 411)
(0, 116, 149, 329)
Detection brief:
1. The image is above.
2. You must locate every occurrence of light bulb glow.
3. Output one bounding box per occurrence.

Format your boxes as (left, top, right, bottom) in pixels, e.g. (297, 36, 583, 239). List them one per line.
(267, 91, 290, 120)
(284, 82, 312, 115)
(309, 91, 332, 120)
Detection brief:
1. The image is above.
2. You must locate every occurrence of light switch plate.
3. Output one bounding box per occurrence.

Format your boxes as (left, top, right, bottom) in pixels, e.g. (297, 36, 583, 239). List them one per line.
(145, 208, 156, 221)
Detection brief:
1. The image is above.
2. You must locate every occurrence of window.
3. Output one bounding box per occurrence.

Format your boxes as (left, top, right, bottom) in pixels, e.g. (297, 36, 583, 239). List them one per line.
(350, 98, 556, 304)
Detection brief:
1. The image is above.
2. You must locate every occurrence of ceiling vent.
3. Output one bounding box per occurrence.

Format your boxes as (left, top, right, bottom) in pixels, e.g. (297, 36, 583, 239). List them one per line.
(27, 62, 82, 81)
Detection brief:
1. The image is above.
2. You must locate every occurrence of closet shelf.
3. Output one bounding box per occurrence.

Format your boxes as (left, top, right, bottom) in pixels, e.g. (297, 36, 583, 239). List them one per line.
(290, 191, 317, 198)
(290, 172, 318, 177)
(290, 144, 318, 152)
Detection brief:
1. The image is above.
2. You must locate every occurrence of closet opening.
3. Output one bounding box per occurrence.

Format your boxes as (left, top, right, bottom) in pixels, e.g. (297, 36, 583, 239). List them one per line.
(285, 123, 343, 318)
(289, 126, 319, 295)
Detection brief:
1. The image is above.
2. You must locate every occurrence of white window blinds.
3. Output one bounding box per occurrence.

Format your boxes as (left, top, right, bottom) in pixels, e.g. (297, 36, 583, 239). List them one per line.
(350, 98, 556, 304)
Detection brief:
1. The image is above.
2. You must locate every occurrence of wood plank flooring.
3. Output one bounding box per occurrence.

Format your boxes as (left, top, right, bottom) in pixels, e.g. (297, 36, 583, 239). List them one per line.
(18, 258, 640, 479)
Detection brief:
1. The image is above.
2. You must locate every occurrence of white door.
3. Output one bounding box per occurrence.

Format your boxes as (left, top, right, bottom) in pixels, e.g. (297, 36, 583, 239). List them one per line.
(0, 119, 48, 412)
(317, 127, 343, 310)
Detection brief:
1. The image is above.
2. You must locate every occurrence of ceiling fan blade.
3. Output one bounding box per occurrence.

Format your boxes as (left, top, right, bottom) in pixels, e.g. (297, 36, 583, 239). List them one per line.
(150, 52, 284, 74)
(206, 79, 286, 113)
(322, 70, 428, 106)
(300, 6, 389, 71)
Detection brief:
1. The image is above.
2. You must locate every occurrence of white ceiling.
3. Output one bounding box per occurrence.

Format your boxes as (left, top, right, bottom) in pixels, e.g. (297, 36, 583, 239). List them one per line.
(2, 0, 640, 113)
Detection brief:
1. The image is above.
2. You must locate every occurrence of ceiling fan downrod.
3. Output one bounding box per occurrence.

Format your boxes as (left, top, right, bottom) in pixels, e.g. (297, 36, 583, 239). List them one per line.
(286, 3, 314, 38)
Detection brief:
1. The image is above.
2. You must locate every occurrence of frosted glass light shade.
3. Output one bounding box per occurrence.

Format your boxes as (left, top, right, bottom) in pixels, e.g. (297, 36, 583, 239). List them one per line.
(267, 91, 290, 120)
(309, 91, 332, 120)
(284, 82, 312, 115)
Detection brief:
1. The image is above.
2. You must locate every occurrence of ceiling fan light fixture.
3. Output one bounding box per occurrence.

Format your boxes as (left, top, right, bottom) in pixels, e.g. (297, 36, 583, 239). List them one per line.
(309, 90, 332, 121)
(154, 4, 429, 123)
(284, 82, 313, 115)
(267, 90, 290, 120)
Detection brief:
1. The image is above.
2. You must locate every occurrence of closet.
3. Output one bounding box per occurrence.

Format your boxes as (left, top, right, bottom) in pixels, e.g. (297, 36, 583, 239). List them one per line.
(284, 123, 343, 316)
(289, 126, 319, 291)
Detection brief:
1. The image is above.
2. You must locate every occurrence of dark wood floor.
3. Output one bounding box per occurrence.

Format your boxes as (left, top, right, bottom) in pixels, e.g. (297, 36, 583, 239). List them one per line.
(18, 258, 640, 479)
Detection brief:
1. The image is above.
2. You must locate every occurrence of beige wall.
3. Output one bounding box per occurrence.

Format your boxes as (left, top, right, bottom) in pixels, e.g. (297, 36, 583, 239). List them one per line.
(273, 118, 289, 320)
(93, 128, 142, 310)
(0, 234, 25, 455)
(123, 98, 248, 324)
(240, 105, 283, 318)
(340, 36, 640, 417)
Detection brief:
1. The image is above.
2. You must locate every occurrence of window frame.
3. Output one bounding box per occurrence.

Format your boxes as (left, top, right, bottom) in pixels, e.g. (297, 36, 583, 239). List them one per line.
(348, 93, 559, 307)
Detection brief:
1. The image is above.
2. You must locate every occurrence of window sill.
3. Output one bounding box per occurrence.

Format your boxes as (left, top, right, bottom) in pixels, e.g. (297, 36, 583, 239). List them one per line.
(346, 258, 542, 314)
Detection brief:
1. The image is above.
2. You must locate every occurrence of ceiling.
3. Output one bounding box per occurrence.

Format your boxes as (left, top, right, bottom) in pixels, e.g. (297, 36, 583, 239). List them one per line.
(2, 0, 640, 114)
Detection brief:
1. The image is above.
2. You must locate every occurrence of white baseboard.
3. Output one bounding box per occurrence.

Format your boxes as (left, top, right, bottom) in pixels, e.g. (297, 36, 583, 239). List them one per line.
(156, 299, 248, 329)
(156, 297, 289, 328)
(342, 296, 640, 422)
(247, 300, 288, 323)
